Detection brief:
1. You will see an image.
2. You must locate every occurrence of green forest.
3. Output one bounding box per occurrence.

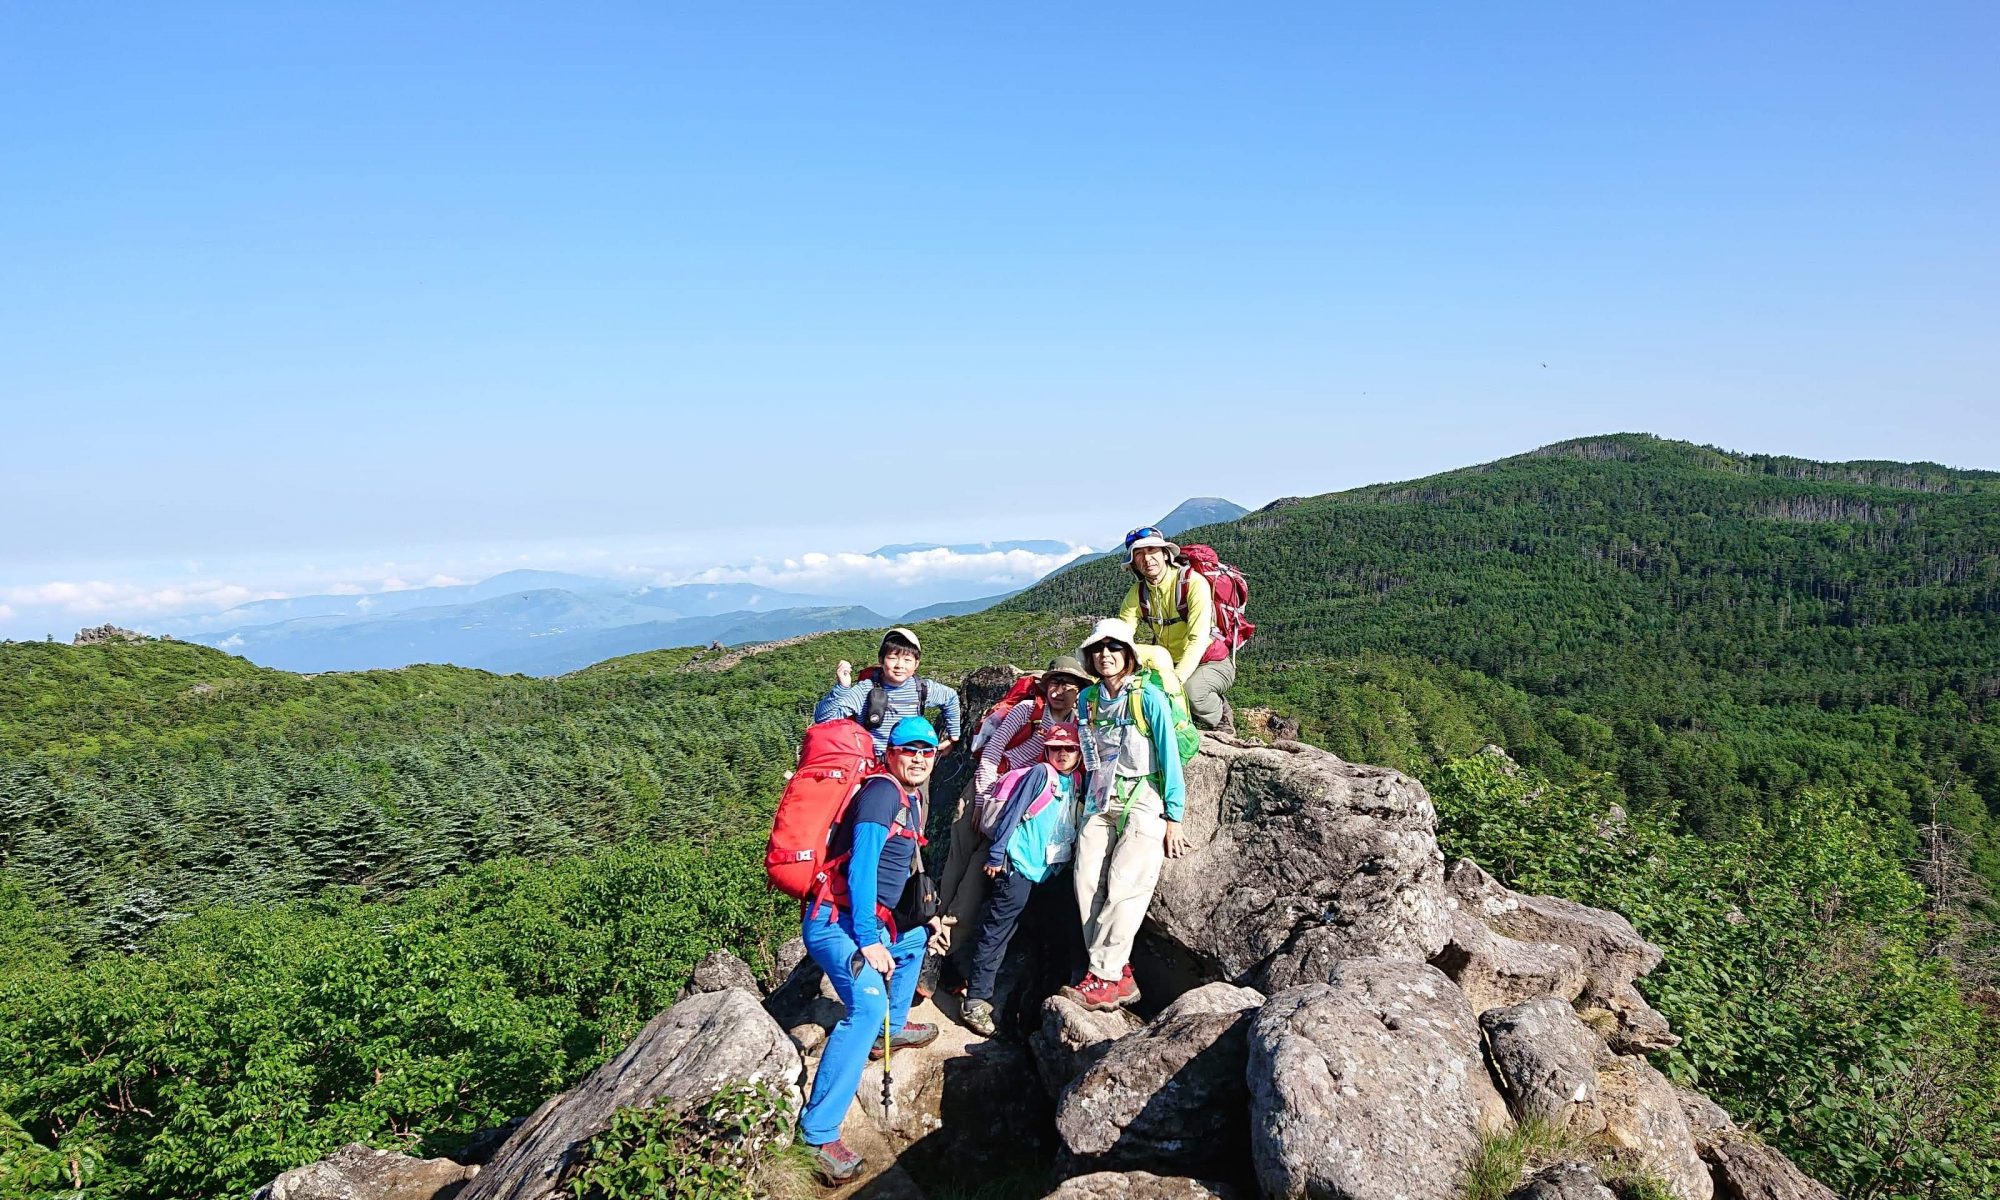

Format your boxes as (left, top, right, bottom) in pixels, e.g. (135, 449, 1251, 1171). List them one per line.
(3, 435, 1998, 1198)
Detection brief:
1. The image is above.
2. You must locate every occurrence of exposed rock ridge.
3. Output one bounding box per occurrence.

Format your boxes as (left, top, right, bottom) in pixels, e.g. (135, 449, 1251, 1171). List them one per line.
(255, 723, 1834, 1200)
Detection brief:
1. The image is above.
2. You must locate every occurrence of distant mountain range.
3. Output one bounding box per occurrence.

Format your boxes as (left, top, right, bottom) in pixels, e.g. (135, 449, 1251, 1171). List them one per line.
(139, 503, 1241, 675)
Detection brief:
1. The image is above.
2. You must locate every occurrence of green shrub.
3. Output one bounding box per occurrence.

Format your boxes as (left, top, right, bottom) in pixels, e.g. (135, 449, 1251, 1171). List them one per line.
(569, 1084, 805, 1200)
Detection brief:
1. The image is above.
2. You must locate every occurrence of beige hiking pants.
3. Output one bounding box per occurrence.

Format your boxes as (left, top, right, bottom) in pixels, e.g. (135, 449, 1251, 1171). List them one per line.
(934, 776, 992, 976)
(1073, 778, 1167, 979)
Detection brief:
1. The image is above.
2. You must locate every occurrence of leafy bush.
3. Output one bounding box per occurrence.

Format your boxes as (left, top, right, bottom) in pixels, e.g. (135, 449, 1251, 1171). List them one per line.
(569, 1084, 805, 1200)
(0, 838, 792, 1200)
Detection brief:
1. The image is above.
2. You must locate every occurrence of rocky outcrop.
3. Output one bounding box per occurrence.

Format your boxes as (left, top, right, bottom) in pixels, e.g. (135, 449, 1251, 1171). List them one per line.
(265, 716, 1838, 1200)
(1675, 1086, 1737, 1153)
(1507, 1163, 1616, 1200)
(1707, 1141, 1839, 1200)
(254, 1144, 475, 1200)
(72, 624, 146, 645)
(1056, 983, 1263, 1173)
(1480, 997, 1607, 1135)
(1031, 993, 1145, 1098)
(1248, 959, 1506, 1200)
(1047, 1171, 1243, 1200)
(1149, 738, 1450, 987)
(1431, 908, 1587, 1015)
(681, 948, 760, 998)
(1594, 1056, 1713, 1200)
(1447, 860, 1679, 1051)
(461, 989, 801, 1200)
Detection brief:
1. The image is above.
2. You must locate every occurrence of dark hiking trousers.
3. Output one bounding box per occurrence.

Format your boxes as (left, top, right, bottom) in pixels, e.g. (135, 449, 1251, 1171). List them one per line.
(967, 867, 1033, 1002)
(967, 863, 1079, 1002)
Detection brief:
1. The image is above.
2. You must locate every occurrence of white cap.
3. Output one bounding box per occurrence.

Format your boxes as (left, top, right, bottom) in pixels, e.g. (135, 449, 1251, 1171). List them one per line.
(1078, 616, 1140, 666)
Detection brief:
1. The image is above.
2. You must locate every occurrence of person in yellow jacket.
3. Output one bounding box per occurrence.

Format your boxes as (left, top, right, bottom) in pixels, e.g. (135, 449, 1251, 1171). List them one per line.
(1116, 526, 1235, 730)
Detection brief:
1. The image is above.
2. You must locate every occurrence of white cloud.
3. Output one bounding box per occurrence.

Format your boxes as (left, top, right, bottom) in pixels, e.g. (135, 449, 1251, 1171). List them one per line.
(425, 573, 468, 587)
(216, 634, 245, 649)
(0, 604, 13, 620)
(675, 544, 1092, 593)
(0, 579, 285, 617)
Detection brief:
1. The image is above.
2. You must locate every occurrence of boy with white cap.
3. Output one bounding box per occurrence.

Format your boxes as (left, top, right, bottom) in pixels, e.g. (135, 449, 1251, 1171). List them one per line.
(1065, 617, 1188, 1011)
(1116, 526, 1235, 730)
(815, 626, 964, 759)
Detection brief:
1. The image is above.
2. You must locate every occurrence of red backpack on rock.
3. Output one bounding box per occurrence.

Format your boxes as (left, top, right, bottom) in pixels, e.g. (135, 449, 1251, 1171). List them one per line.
(1139, 544, 1254, 662)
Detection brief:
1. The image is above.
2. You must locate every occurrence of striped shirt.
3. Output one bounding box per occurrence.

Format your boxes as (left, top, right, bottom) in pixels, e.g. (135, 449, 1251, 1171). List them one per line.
(974, 701, 1079, 803)
(814, 674, 963, 757)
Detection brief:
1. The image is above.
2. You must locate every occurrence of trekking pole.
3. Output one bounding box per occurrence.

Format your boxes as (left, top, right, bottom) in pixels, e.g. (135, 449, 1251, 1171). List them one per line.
(881, 1002, 894, 1115)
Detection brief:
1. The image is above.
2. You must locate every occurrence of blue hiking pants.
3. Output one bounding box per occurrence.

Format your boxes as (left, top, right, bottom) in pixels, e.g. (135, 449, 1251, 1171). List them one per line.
(798, 905, 929, 1145)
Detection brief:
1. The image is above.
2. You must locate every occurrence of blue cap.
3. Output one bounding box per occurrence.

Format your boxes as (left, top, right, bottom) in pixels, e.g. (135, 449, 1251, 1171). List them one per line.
(887, 715, 940, 749)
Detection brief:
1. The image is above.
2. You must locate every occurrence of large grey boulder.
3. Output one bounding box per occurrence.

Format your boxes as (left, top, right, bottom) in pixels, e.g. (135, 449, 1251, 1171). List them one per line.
(1480, 997, 1607, 1135)
(1031, 993, 1145, 1099)
(1056, 983, 1264, 1172)
(1046, 1171, 1243, 1200)
(680, 948, 761, 998)
(1594, 1055, 1713, 1200)
(254, 1144, 476, 1200)
(1431, 908, 1588, 1015)
(1248, 959, 1507, 1200)
(461, 989, 802, 1200)
(1507, 1163, 1616, 1200)
(1150, 739, 1450, 986)
(1707, 1141, 1839, 1200)
(1447, 860, 1678, 1051)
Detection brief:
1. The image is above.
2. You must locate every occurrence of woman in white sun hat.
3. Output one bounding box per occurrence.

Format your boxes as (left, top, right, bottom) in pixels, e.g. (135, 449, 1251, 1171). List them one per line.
(1062, 616, 1187, 1011)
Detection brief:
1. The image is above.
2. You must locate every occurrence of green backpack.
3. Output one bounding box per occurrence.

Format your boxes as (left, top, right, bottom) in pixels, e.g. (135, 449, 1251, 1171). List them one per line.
(1084, 673, 1199, 769)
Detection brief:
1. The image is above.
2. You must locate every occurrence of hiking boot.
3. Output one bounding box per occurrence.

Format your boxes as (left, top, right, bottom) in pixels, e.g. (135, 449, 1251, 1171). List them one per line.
(1116, 963, 1142, 1008)
(868, 1021, 940, 1060)
(961, 998, 997, 1037)
(914, 955, 942, 1000)
(1062, 973, 1122, 1012)
(812, 1138, 865, 1184)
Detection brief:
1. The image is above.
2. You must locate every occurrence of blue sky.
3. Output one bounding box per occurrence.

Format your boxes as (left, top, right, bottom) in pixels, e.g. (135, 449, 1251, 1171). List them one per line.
(3, 3, 1995, 638)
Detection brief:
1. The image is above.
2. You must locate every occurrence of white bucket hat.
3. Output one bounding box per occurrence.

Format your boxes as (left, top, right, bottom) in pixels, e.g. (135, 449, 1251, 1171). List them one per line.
(1124, 530, 1181, 566)
(1078, 617, 1140, 670)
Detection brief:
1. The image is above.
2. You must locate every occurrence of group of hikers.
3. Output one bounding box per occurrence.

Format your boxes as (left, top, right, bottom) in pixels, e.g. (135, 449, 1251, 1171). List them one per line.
(764, 527, 1253, 1183)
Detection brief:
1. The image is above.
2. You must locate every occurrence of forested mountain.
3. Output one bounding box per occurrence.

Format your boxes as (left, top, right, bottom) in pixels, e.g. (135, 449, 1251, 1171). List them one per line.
(1009, 432, 2000, 886)
(3, 435, 1997, 1199)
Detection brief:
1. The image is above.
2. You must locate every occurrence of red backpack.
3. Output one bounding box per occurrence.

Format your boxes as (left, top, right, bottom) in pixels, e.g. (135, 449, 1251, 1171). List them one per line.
(976, 673, 1048, 756)
(766, 719, 885, 906)
(1139, 544, 1254, 662)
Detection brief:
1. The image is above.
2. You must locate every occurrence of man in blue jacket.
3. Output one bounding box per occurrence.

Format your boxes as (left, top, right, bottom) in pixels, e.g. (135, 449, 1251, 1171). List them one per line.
(799, 716, 943, 1182)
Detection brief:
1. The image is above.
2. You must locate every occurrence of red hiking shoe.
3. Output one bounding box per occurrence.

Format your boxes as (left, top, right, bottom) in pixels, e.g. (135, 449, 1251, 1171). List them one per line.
(1063, 973, 1123, 1012)
(1117, 962, 1142, 1007)
(812, 1138, 865, 1183)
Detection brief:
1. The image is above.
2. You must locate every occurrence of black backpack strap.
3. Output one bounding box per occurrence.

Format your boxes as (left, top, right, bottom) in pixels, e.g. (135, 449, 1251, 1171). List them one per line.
(919, 678, 930, 712)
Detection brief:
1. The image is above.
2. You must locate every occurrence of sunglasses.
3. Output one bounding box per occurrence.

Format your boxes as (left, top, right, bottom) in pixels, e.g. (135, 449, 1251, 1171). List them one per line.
(1124, 526, 1165, 548)
(1046, 745, 1081, 754)
(891, 745, 938, 757)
